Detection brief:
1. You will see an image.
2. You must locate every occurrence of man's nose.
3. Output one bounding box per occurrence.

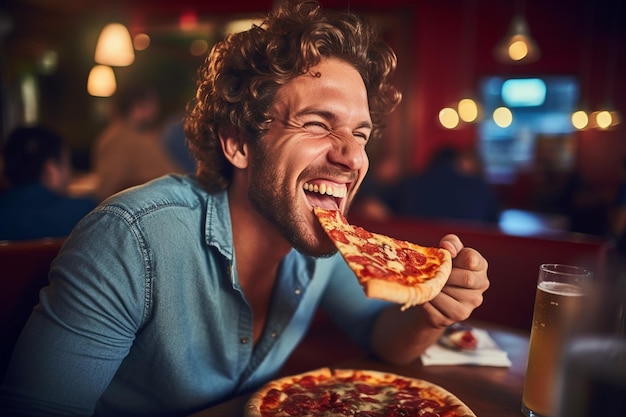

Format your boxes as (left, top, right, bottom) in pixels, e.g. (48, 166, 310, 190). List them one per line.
(327, 130, 367, 171)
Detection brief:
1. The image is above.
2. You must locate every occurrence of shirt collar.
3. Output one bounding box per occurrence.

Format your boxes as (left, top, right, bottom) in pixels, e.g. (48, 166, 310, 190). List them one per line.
(204, 189, 234, 261)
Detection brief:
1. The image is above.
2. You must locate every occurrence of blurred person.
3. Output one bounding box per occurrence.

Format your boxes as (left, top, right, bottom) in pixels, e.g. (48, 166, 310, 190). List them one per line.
(161, 114, 197, 174)
(0, 125, 97, 241)
(393, 146, 501, 224)
(91, 83, 184, 201)
(558, 170, 612, 236)
(0, 2, 489, 415)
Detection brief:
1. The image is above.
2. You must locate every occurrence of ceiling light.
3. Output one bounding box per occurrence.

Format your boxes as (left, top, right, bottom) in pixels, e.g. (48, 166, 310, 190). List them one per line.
(87, 65, 116, 97)
(494, 15, 540, 64)
(571, 110, 589, 130)
(94, 23, 135, 67)
(458, 98, 479, 123)
(439, 107, 460, 129)
(493, 107, 513, 128)
(595, 110, 613, 129)
(133, 33, 150, 51)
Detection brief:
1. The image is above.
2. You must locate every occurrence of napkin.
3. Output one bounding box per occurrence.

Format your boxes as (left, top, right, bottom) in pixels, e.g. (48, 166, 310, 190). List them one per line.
(421, 327, 512, 367)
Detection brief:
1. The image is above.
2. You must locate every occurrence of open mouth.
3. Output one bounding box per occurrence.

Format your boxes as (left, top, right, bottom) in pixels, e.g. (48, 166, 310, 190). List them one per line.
(303, 181, 347, 211)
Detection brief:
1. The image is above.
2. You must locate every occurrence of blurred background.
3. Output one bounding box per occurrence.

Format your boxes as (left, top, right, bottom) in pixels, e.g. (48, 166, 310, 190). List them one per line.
(1, 0, 625, 237)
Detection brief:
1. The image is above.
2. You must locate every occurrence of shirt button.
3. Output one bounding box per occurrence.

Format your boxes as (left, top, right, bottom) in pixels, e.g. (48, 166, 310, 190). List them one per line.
(294, 288, 301, 295)
(240, 337, 249, 344)
(271, 332, 278, 338)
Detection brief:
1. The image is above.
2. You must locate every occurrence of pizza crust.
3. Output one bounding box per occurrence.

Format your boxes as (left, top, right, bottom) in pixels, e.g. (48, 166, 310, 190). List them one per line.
(243, 399, 262, 417)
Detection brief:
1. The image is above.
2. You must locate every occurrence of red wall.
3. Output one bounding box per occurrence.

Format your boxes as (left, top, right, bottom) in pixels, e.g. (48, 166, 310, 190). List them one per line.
(13, 0, 625, 191)
(404, 0, 626, 187)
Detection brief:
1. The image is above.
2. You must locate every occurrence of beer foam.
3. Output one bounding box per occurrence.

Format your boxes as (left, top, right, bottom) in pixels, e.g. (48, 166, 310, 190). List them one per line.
(539, 281, 586, 296)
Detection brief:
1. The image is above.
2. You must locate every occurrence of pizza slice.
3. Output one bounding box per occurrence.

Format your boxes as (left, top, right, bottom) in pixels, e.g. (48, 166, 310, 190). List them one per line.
(314, 207, 452, 310)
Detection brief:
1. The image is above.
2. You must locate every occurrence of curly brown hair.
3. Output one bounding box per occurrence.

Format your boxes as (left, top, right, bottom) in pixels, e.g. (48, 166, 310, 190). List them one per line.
(184, 0, 402, 192)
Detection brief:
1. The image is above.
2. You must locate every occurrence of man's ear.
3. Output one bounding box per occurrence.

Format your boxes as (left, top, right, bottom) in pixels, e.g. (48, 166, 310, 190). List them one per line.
(219, 130, 249, 169)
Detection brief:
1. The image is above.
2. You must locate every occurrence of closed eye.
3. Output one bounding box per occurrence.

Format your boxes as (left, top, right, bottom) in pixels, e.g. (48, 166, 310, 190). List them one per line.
(303, 121, 331, 135)
(354, 132, 369, 143)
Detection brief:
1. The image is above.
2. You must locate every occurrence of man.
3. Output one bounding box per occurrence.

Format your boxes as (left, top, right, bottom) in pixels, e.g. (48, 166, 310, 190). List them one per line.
(0, 1, 489, 415)
(0, 125, 96, 240)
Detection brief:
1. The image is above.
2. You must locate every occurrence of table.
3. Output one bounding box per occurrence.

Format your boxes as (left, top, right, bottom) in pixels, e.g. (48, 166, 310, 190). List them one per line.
(189, 320, 529, 417)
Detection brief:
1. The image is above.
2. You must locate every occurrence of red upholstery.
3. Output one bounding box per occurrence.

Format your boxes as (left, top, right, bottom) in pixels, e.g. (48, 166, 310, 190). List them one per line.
(0, 238, 65, 377)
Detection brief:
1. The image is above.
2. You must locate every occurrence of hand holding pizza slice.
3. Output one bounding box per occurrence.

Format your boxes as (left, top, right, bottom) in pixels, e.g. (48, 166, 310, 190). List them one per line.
(314, 207, 452, 311)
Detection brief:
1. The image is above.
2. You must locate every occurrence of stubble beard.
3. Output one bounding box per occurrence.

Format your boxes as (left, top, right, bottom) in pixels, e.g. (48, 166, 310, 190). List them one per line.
(247, 150, 337, 258)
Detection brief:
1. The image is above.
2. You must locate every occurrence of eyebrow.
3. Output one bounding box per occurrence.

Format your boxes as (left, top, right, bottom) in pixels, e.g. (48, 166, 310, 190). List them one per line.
(295, 107, 373, 131)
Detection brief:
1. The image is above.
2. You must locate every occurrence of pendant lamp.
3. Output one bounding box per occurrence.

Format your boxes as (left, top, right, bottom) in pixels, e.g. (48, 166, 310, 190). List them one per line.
(87, 65, 116, 97)
(94, 23, 135, 67)
(494, 14, 540, 64)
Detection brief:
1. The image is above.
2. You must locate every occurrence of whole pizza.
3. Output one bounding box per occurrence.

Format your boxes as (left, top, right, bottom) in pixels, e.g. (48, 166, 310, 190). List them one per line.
(244, 367, 476, 417)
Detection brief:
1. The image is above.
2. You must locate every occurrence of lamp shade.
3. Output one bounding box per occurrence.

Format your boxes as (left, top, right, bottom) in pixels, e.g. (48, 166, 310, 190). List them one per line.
(494, 15, 540, 64)
(87, 65, 116, 97)
(94, 23, 135, 67)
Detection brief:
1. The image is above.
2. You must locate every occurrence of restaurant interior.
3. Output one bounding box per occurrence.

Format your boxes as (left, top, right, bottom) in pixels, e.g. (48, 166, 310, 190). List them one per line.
(2, 0, 625, 236)
(1, 1, 625, 415)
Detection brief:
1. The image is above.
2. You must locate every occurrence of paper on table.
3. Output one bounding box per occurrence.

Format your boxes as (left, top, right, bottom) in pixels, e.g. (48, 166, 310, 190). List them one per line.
(421, 328, 512, 367)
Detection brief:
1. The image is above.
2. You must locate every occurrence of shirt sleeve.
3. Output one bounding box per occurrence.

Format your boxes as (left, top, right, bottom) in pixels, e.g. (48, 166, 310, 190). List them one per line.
(0, 206, 148, 416)
(318, 255, 390, 350)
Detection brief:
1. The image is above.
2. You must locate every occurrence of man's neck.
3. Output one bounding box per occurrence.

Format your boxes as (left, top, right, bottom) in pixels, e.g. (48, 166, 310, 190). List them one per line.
(227, 189, 293, 343)
(227, 189, 292, 287)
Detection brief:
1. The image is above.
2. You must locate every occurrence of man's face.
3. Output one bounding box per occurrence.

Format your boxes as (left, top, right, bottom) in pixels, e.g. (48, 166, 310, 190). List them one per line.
(248, 58, 372, 257)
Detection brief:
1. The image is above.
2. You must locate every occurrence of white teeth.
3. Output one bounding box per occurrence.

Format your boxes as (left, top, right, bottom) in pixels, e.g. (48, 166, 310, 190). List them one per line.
(303, 182, 346, 198)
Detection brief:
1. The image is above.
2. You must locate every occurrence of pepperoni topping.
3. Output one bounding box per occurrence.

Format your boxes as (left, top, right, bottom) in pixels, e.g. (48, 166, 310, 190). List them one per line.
(313, 206, 450, 310)
(352, 225, 374, 240)
(255, 370, 469, 417)
(328, 228, 350, 245)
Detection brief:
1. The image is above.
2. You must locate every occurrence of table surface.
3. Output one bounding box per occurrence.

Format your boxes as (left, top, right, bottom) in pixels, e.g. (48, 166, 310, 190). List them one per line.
(189, 320, 529, 417)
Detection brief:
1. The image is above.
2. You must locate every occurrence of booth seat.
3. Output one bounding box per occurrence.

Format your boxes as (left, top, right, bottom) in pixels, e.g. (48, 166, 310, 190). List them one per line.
(0, 237, 66, 377)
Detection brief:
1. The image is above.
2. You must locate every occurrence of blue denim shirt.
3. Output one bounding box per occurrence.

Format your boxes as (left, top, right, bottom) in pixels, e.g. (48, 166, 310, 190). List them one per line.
(0, 175, 388, 416)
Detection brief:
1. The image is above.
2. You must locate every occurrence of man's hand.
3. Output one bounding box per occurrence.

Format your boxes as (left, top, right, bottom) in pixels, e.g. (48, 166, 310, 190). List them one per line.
(371, 234, 489, 364)
(422, 234, 490, 328)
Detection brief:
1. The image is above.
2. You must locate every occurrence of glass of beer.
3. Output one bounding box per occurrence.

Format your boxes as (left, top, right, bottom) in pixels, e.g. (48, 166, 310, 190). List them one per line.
(556, 278, 626, 417)
(521, 263, 593, 417)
